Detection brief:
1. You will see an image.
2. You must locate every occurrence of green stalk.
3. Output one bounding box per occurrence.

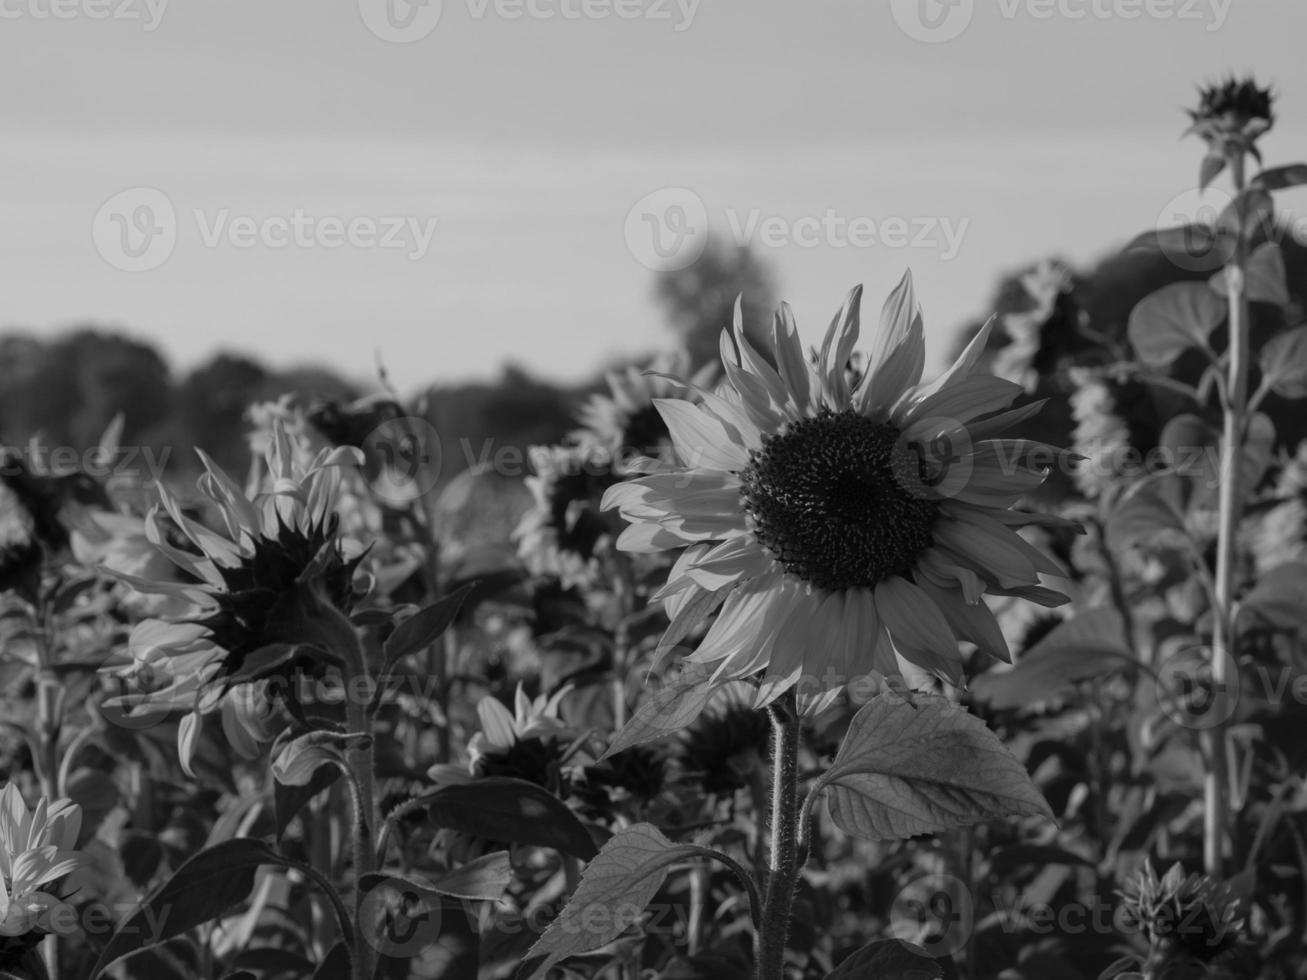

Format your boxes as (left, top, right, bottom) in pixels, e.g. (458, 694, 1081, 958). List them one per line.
(756, 689, 800, 980)
(1206, 150, 1249, 877)
(339, 631, 378, 980)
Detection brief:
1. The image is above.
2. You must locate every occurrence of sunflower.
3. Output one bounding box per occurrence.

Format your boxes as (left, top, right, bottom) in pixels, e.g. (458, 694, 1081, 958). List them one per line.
(573, 350, 714, 468)
(107, 422, 366, 768)
(0, 783, 85, 963)
(1186, 75, 1274, 160)
(602, 272, 1074, 707)
(517, 353, 709, 589)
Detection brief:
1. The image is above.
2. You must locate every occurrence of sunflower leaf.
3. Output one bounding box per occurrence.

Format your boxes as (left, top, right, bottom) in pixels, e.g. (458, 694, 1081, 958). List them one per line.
(1209, 241, 1289, 307)
(382, 582, 475, 667)
(1126, 282, 1226, 368)
(519, 824, 708, 980)
(819, 692, 1053, 842)
(422, 777, 598, 860)
(90, 838, 300, 978)
(969, 608, 1134, 710)
(1260, 326, 1307, 398)
(602, 661, 718, 759)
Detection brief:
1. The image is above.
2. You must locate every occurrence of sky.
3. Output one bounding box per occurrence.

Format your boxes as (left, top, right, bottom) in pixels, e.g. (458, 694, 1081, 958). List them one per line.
(3, 0, 1307, 395)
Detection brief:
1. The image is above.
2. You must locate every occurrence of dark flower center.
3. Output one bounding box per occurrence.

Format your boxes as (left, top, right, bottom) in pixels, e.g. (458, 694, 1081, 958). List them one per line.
(739, 410, 940, 591)
(620, 404, 671, 459)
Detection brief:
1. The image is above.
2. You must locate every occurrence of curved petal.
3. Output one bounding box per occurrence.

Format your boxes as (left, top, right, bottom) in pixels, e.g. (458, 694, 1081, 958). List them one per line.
(654, 399, 752, 472)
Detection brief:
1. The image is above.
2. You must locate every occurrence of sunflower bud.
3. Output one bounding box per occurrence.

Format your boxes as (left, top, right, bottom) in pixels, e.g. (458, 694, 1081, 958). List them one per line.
(1186, 75, 1275, 177)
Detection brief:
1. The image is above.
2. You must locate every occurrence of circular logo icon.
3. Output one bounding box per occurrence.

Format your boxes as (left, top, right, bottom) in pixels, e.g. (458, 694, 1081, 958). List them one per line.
(1152, 186, 1237, 273)
(363, 416, 442, 504)
(92, 187, 177, 273)
(358, 0, 442, 42)
(98, 661, 175, 732)
(360, 876, 445, 957)
(1156, 643, 1240, 730)
(894, 416, 975, 501)
(890, 0, 974, 43)
(889, 873, 974, 957)
(623, 187, 709, 273)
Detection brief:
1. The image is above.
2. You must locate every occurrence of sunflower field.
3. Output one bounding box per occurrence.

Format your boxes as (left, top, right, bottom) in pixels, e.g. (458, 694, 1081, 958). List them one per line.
(6, 76, 1307, 980)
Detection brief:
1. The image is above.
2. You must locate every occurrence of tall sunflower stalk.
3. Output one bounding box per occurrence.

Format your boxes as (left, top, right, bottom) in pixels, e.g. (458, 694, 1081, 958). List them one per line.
(1187, 77, 1274, 877)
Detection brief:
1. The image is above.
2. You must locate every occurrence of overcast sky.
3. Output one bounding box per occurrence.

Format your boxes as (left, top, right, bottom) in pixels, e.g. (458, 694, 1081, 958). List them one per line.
(3, 0, 1307, 394)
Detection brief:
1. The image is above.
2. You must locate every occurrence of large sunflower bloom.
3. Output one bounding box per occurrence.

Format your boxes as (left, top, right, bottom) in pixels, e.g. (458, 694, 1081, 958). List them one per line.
(602, 272, 1074, 706)
(108, 423, 365, 763)
(0, 783, 84, 961)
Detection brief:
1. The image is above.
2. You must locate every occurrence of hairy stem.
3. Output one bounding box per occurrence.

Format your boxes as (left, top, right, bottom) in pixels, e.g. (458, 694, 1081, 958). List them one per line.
(1206, 150, 1249, 877)
(756, 689, 800, 980)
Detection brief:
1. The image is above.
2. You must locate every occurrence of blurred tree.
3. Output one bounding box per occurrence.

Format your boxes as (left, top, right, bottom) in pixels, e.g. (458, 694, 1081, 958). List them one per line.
(421, 364, 577, 487)
(654, 240, 778, 370)
(0, 329, 173, 451)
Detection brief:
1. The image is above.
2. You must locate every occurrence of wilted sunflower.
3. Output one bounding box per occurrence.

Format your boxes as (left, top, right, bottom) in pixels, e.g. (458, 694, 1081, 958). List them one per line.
(603, 272, 1074, 706)
(0, 783, 85, 965)
(1118, 861, 1252, 977)
(108, 422, 366, 768)
(1186, 75, 1274, 162)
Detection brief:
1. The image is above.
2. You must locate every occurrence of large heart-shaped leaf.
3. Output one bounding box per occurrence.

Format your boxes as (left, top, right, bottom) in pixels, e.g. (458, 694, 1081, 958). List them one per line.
(817, 693, 1053, 842)
(1261, 326, 1307, 399)
(1127, 282, 1225, 368)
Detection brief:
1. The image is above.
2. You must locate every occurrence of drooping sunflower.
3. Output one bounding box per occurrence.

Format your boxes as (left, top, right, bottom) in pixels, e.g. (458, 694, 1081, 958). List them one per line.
(0, 783, 85, 964)
(602, 272, 1075, 707)
(107, 422, 366, 767)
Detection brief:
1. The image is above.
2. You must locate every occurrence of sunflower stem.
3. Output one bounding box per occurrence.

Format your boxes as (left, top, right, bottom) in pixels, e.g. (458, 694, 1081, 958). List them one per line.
(757, 689, 800, 980)
(1205, 149, 1250, 878)
(339, 629, 378, 980)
